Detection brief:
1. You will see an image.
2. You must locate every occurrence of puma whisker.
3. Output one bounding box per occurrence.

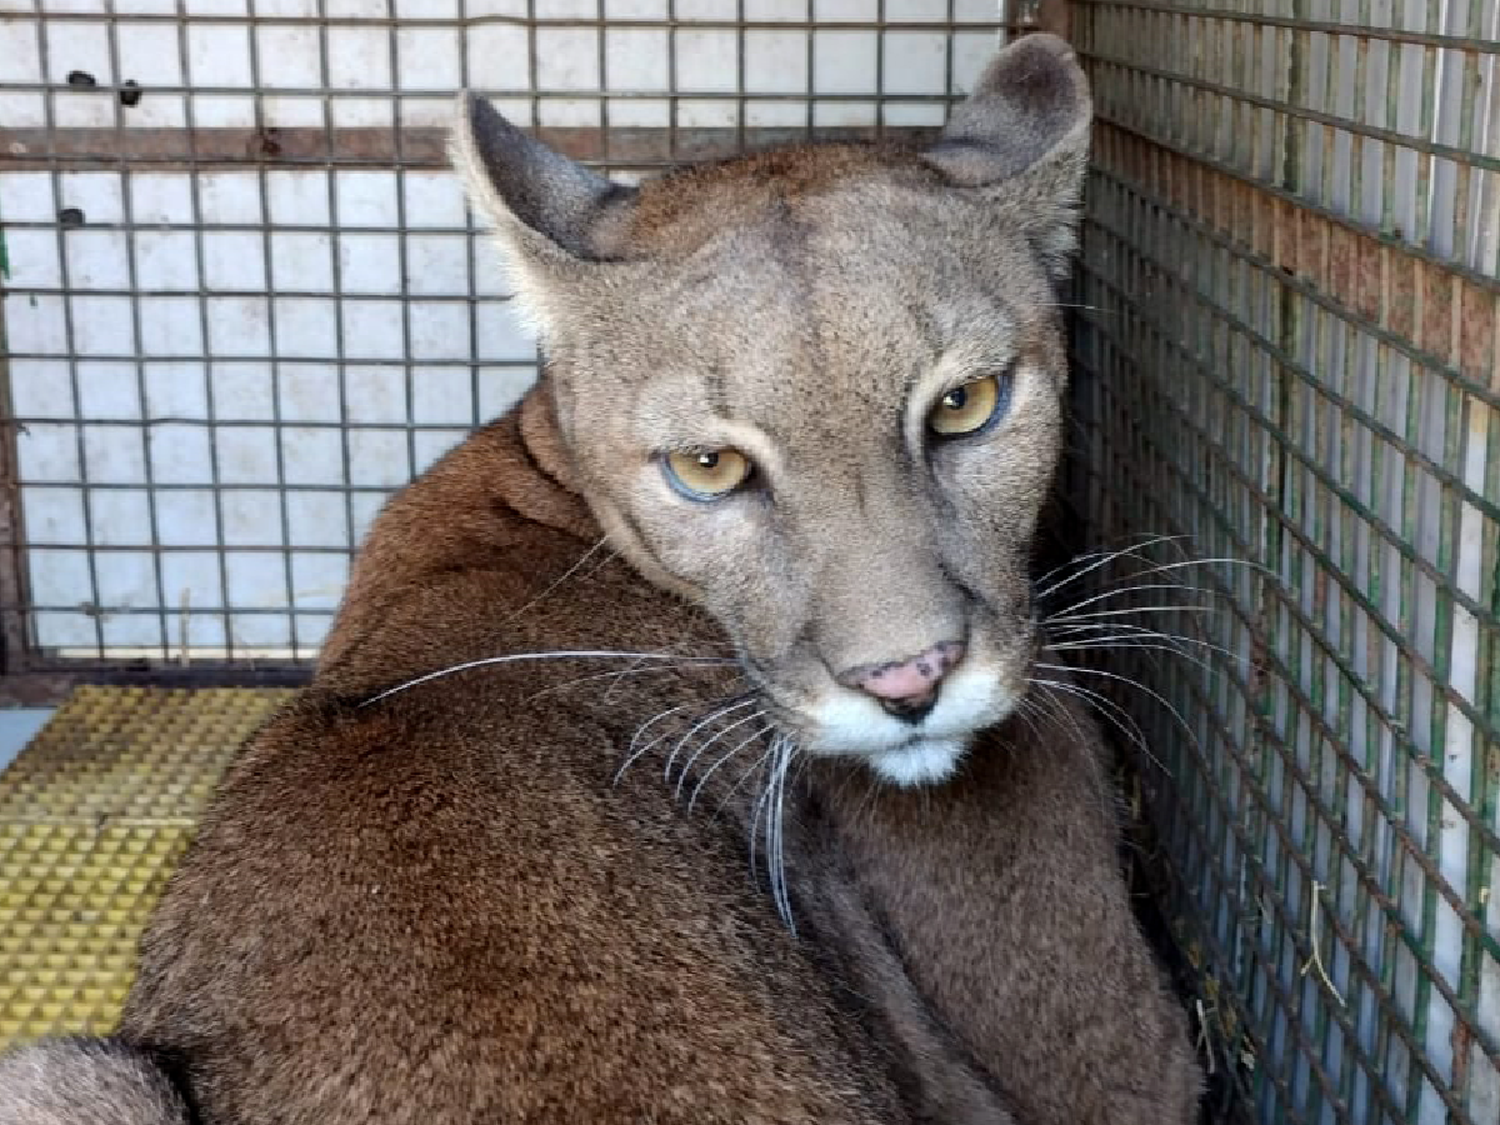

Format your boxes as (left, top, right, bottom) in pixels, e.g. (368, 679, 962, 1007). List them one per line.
(504, 535, 612, 622)
(1026, 674, 1161, 772)
(616, 698, 715, 783)
(361, 649, 731, 706)
(521, 655, 741, 705)
(674, 707, 769, 799)
(685, 720, 773, 810)
(1031, 533, 1191, 598)
(749, 733, 800, 933)
(663, 695, 760, 781)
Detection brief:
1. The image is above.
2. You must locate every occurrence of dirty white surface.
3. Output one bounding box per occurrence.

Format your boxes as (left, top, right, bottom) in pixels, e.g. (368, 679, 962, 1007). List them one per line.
(5, 162, 539, 656)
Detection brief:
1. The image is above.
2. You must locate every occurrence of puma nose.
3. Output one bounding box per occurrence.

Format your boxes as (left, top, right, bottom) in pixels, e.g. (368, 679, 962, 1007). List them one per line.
(836, 641, 966, 723)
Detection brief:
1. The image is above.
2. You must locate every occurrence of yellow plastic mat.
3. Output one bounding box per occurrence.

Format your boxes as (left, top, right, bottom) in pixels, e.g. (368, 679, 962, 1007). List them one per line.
(0, 686, 294, 1049)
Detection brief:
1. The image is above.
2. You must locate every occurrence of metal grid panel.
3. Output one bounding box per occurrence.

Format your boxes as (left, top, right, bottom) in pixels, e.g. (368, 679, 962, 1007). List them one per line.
(0, 0, 1000, 678)
(1065, 2, 1500, 1122)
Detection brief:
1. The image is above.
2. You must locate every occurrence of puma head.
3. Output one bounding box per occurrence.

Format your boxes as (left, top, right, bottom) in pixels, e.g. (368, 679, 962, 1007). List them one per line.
(453, 34, 1091, 786)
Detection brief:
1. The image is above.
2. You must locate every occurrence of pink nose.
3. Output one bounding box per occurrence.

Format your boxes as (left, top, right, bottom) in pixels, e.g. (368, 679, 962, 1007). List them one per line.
(837, 641, 966, 720)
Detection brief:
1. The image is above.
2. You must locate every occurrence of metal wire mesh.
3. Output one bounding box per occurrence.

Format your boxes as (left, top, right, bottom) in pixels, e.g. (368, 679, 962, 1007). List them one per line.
(2, 3, 1498, 1124)
(1064, 2, 1500, 1122)
(0, 0, 999, 688)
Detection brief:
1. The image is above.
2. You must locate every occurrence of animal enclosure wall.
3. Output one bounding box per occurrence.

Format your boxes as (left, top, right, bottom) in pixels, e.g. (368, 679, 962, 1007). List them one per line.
(0, 0, 1000, 683)
(0, 3, 1497, 1125)
(1064, 2, 1500, 1123)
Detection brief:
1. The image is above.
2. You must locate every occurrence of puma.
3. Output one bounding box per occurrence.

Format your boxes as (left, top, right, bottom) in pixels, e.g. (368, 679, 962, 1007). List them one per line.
(0, 34, 1201, 1124)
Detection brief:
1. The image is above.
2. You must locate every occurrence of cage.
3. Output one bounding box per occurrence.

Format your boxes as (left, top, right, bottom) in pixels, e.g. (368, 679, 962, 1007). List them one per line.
(0, 2, 1496, 1123)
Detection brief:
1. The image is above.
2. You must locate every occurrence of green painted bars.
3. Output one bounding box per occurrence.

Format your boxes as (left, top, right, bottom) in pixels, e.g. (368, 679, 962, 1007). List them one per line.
(1059, 2, 1500, 1122)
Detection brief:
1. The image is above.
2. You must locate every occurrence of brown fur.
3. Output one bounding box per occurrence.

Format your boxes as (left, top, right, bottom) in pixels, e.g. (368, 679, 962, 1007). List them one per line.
(0, 35, 1200, 1124)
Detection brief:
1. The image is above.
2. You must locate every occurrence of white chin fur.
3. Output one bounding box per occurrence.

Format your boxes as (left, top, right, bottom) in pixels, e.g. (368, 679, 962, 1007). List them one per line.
(802, 659, 1014, 784)
(809, 660, 1008, 755)
(868, 738, 968, 787)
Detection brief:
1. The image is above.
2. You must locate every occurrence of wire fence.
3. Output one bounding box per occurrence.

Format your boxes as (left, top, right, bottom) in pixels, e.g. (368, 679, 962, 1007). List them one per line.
(1063, 2, 1500, 1122)
(0, 0, 999, 679)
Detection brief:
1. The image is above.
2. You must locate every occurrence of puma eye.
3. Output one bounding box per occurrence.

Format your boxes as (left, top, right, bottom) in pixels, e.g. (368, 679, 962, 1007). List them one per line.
(662, 448, 754, 500)
(927, 372, 1010, 438)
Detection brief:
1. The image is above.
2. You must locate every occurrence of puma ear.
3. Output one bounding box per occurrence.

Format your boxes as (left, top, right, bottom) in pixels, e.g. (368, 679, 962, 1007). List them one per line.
(450, 94, 635, 333)
(923, 33, 1092, 279)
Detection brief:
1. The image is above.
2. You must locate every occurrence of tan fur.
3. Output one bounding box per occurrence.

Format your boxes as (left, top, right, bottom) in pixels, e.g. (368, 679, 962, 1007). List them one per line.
(0, 35, 1200, 1124)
